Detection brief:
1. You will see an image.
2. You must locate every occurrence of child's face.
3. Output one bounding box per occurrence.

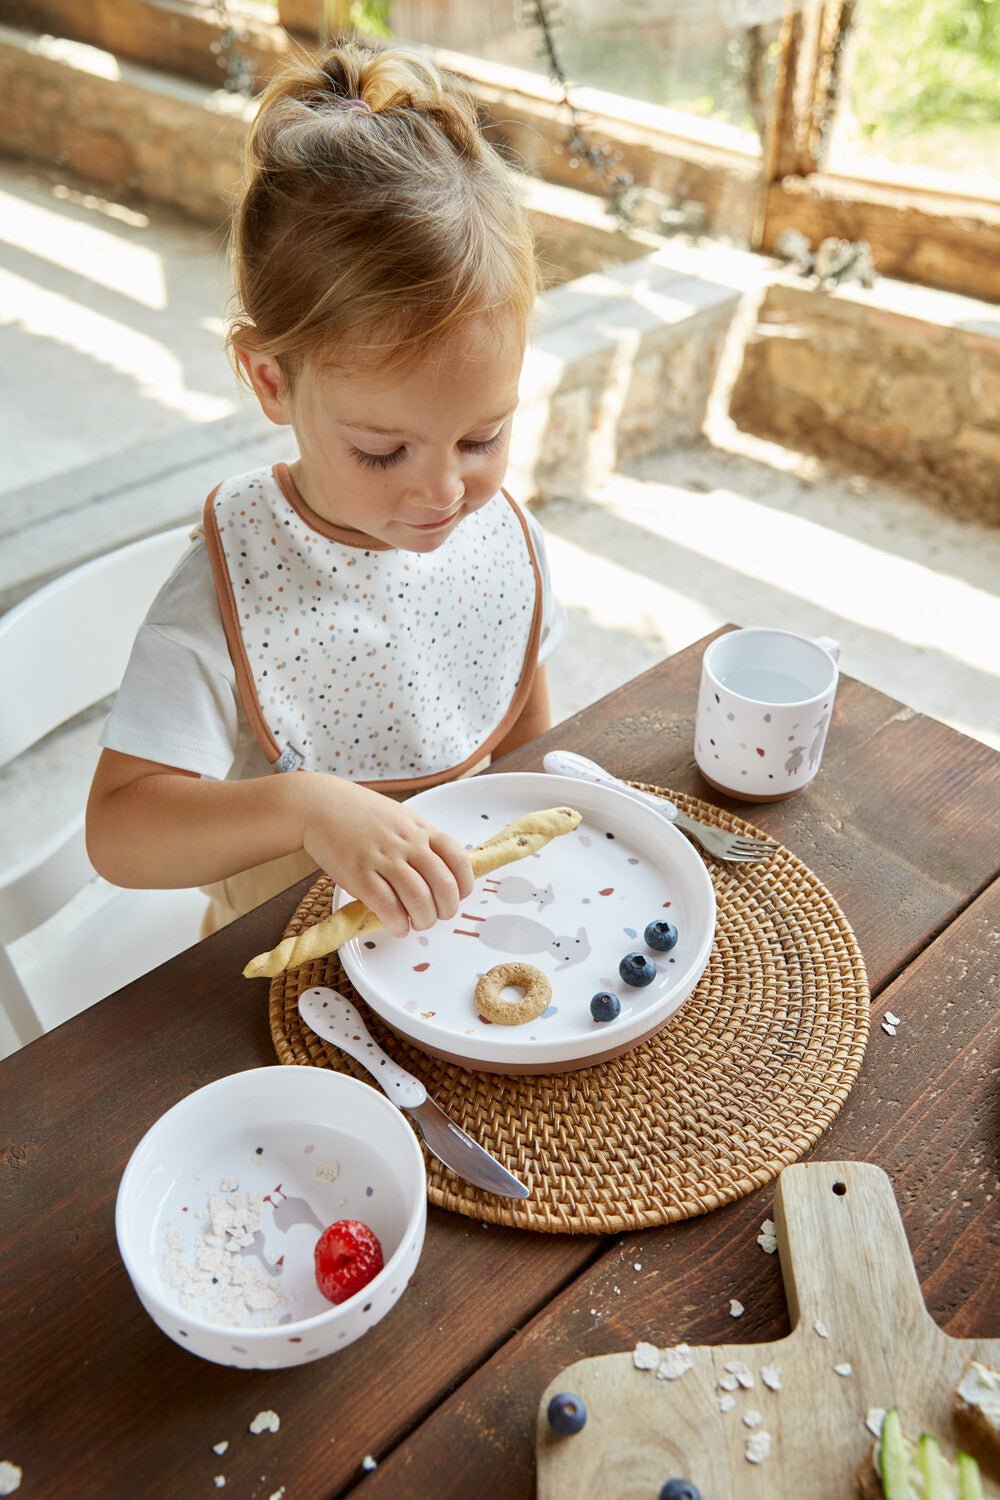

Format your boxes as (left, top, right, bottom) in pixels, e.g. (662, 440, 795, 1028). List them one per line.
(242, 315, 524, 552)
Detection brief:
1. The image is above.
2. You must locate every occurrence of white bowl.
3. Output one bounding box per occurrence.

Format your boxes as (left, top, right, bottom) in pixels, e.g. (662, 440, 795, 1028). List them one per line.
(115, 1067, 426, 1369)
(338, 772, 717, 1073)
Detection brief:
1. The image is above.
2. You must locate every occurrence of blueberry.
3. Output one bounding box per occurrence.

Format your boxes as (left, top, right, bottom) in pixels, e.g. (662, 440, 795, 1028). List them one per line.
(590, 991, 621, 1023)
(547, 1392, 587, 1436)
(619, 952, 656, 987)
(644, 919, 678, 953)
(659, 1482, 701, 1500)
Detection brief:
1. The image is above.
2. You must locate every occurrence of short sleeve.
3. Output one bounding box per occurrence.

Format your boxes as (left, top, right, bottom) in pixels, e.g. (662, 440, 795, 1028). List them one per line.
(99, 541, 243, 780)
(522, 507, 566, 665)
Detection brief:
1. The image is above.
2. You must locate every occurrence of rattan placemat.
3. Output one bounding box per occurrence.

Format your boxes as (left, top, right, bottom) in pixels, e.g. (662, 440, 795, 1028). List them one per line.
(269, 784, 869, 1234)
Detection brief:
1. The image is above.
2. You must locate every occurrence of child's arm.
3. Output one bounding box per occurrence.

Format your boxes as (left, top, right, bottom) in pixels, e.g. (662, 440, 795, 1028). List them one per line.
(492, 665, 553, 760)
(86, 749, 473, 939)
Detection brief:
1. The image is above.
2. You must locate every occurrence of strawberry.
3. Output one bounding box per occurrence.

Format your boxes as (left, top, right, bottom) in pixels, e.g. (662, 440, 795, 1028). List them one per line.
(314, 1219, 384, 1306)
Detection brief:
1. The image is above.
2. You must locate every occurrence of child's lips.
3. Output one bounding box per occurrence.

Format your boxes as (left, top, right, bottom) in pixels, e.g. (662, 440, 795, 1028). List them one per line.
(407, 511, 461, 532)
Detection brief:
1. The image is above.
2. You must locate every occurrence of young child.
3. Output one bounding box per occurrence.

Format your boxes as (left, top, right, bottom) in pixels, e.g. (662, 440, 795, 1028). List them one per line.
(86, 42, 564, 941)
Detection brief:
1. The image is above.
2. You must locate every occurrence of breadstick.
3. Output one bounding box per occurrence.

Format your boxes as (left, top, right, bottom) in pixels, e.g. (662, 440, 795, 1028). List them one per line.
(243, 805, 581, 979)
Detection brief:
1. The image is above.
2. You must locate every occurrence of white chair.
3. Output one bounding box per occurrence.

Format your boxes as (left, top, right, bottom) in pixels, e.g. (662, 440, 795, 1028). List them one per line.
(0, 527, 207, 1054)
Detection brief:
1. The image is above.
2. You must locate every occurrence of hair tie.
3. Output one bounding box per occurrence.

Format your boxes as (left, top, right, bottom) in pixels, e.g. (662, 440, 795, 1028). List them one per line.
(334, 97, 373, 114)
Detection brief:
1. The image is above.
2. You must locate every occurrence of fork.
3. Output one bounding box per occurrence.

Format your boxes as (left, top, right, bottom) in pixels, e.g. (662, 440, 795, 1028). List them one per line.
(541, 750, 778, 864)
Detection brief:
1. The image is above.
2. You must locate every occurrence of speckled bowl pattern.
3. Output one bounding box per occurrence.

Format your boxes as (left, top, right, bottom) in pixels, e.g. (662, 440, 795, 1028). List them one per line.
(115, 1067, 426, 1368)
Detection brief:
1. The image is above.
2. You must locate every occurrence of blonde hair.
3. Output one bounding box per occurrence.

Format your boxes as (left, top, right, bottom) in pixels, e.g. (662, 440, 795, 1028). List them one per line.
(228, 43, 538, 384)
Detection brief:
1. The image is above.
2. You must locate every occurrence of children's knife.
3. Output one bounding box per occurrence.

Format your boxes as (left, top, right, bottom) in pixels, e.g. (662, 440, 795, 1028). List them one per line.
(297, 986, 530, 1200)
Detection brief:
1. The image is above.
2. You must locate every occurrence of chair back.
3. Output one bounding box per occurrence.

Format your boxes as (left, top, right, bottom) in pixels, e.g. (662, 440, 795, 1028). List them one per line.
(0, 526, 199, 1049)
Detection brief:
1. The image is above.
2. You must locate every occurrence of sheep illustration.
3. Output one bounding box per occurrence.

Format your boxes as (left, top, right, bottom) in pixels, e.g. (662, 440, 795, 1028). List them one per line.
(452, 912, 591, 967)
(785, 745, 806, 776)
(809, 711, 831, 769)
(481, 875, 554, 910)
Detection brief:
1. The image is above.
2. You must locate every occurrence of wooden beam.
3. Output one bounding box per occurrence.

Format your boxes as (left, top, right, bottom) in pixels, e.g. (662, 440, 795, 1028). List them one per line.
(763, 172, 1000, 301)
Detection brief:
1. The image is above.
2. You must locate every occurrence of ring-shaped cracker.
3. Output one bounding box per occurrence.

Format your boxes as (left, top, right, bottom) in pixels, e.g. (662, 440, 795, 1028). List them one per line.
(475, 962, 553, 1026)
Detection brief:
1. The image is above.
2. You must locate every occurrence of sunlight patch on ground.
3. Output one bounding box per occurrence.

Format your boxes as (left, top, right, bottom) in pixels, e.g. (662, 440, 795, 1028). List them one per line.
(591, 474, 1000, 679)
(543, 529, 720, 651)
(0, 267, 234, 424)
(0, 188, 165, 308)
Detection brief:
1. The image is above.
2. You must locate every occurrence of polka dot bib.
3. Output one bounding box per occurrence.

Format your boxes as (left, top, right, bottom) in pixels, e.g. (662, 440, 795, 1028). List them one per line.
(203, 465, 542, 789)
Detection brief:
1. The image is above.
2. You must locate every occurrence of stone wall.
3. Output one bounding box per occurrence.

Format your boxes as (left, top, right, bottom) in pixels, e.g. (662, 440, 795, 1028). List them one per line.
(729, 276, 1000, 524)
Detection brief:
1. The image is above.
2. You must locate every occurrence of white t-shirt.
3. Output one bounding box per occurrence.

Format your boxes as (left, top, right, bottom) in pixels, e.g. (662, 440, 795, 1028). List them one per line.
(100, 496, 565, 783)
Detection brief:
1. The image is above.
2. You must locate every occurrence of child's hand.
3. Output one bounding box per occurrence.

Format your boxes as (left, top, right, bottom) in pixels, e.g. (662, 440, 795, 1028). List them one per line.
(298, 775, 474, 939)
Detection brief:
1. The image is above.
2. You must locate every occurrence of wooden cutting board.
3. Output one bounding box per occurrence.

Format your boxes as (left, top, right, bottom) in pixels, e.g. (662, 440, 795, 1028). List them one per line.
(537, 1161, 1000, 1499)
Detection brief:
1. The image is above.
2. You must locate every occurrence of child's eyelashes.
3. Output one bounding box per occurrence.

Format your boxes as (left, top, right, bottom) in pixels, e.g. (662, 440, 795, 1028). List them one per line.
(351, 446, 406, 470)
(349, 431, 506, 471)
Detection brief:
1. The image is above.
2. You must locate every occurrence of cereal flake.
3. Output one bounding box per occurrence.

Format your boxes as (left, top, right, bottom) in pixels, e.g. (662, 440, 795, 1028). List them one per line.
(213, 1442, 229, 1456)
(0, 1464, 21, 1497)
(728, 1298, 745, 1318)
(834, 1362, 853, 1377)
(761, 1363, 783, 1392)
(314, 1160, 340, 1183)
(717, 1394, 736, 1413)
(813, 1319, 829, 1338)
(657, 1345, 694, 1381)
(633, 1341, 660, 1371)
(866, 1408, 887, 1438)
(742, 1410, 763, 1429)
(756, 1218, 778, 1254)
(249, 1410, 280, 1435)
(725, 1360, 755, 1389)
(745, 1431, 772, 1465)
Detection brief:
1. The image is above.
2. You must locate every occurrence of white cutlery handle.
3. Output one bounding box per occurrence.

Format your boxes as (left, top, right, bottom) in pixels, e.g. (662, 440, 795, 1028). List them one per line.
(542, 749, 679, 821)
(300, 987, 426, 1109)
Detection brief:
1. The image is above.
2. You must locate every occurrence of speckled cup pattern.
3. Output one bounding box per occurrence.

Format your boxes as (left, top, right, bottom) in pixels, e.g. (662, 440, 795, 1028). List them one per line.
(695, 630, 840, 800)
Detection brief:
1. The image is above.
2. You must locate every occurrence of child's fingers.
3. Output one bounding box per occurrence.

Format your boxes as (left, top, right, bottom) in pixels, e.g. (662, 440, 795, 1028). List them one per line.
(385, 857, 450, 932)
(356, 871, 410, 941)
(429, 830, 475, 900)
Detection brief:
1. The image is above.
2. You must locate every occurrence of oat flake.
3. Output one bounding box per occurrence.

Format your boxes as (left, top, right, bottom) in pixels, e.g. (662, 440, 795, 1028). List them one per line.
(743, 1410, 763, 1429)
(729, 1298, 745, 1318)
(881, 1021, 898, 1036)
(745, 1431, 772, 1465)
(249, 1410, 280, 1435)
(884, 1012, 900, 1027)
(0, 1463, 21, 1496)
(866, 1408, 887, 1437)
(314, 1160, 340, 1182)
(633, 1341, 660, 1371)
(834, 1363, 853, 1377)
(761, 1364, 782, 1391)
(362, 1456, 378, 1472)
(657, 1345, 694, 1381)
(717, 1394, 736, 1413)
(725, 1360, 754, 1389)
(718, 1374, 740, 1393)
(213, 1442, 229, 1456)
(214, 1480, 225, 1490)
(814, 1320, 830, 1338)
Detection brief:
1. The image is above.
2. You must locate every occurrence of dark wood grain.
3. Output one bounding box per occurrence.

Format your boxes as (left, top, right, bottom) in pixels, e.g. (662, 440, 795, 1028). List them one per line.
(2, 636, 997, 1500)
(354, 877, 1000, 1500)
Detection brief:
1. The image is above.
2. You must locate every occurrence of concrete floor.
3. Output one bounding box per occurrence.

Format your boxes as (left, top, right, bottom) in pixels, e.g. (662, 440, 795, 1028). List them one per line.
(1, 155, 998, 1051)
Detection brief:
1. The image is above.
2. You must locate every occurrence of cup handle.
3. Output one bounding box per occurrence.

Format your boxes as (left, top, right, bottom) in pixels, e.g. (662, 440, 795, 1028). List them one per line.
(813, 635, 841, 662)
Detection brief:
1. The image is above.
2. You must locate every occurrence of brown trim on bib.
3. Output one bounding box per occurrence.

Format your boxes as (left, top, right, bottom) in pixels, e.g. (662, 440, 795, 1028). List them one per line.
(204, 476, 543, 788)
(273, 462, 392, 549)
(202, 486, 285, 767)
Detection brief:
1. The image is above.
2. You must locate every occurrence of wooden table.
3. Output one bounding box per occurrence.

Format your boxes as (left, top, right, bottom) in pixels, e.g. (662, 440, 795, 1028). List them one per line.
(2, 632, 998, 1499)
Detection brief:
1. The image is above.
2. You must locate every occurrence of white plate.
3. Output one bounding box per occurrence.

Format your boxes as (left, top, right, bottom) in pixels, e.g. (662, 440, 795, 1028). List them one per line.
(337, 772, 716, 1073)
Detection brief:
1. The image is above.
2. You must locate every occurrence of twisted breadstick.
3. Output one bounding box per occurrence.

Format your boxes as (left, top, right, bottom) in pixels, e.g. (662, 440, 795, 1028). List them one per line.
(243, 805, 581, 978)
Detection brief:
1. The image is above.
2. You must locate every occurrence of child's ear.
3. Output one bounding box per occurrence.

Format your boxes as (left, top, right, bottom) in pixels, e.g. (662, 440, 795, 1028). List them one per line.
(237, 349, 292, 424)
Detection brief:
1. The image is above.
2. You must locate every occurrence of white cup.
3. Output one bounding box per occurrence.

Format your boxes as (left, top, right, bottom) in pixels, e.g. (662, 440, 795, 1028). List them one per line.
(694, 628, 841, 802)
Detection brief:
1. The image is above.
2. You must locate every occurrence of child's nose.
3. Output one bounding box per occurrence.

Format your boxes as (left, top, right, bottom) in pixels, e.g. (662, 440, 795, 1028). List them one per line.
(417, 457, 465, 510)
